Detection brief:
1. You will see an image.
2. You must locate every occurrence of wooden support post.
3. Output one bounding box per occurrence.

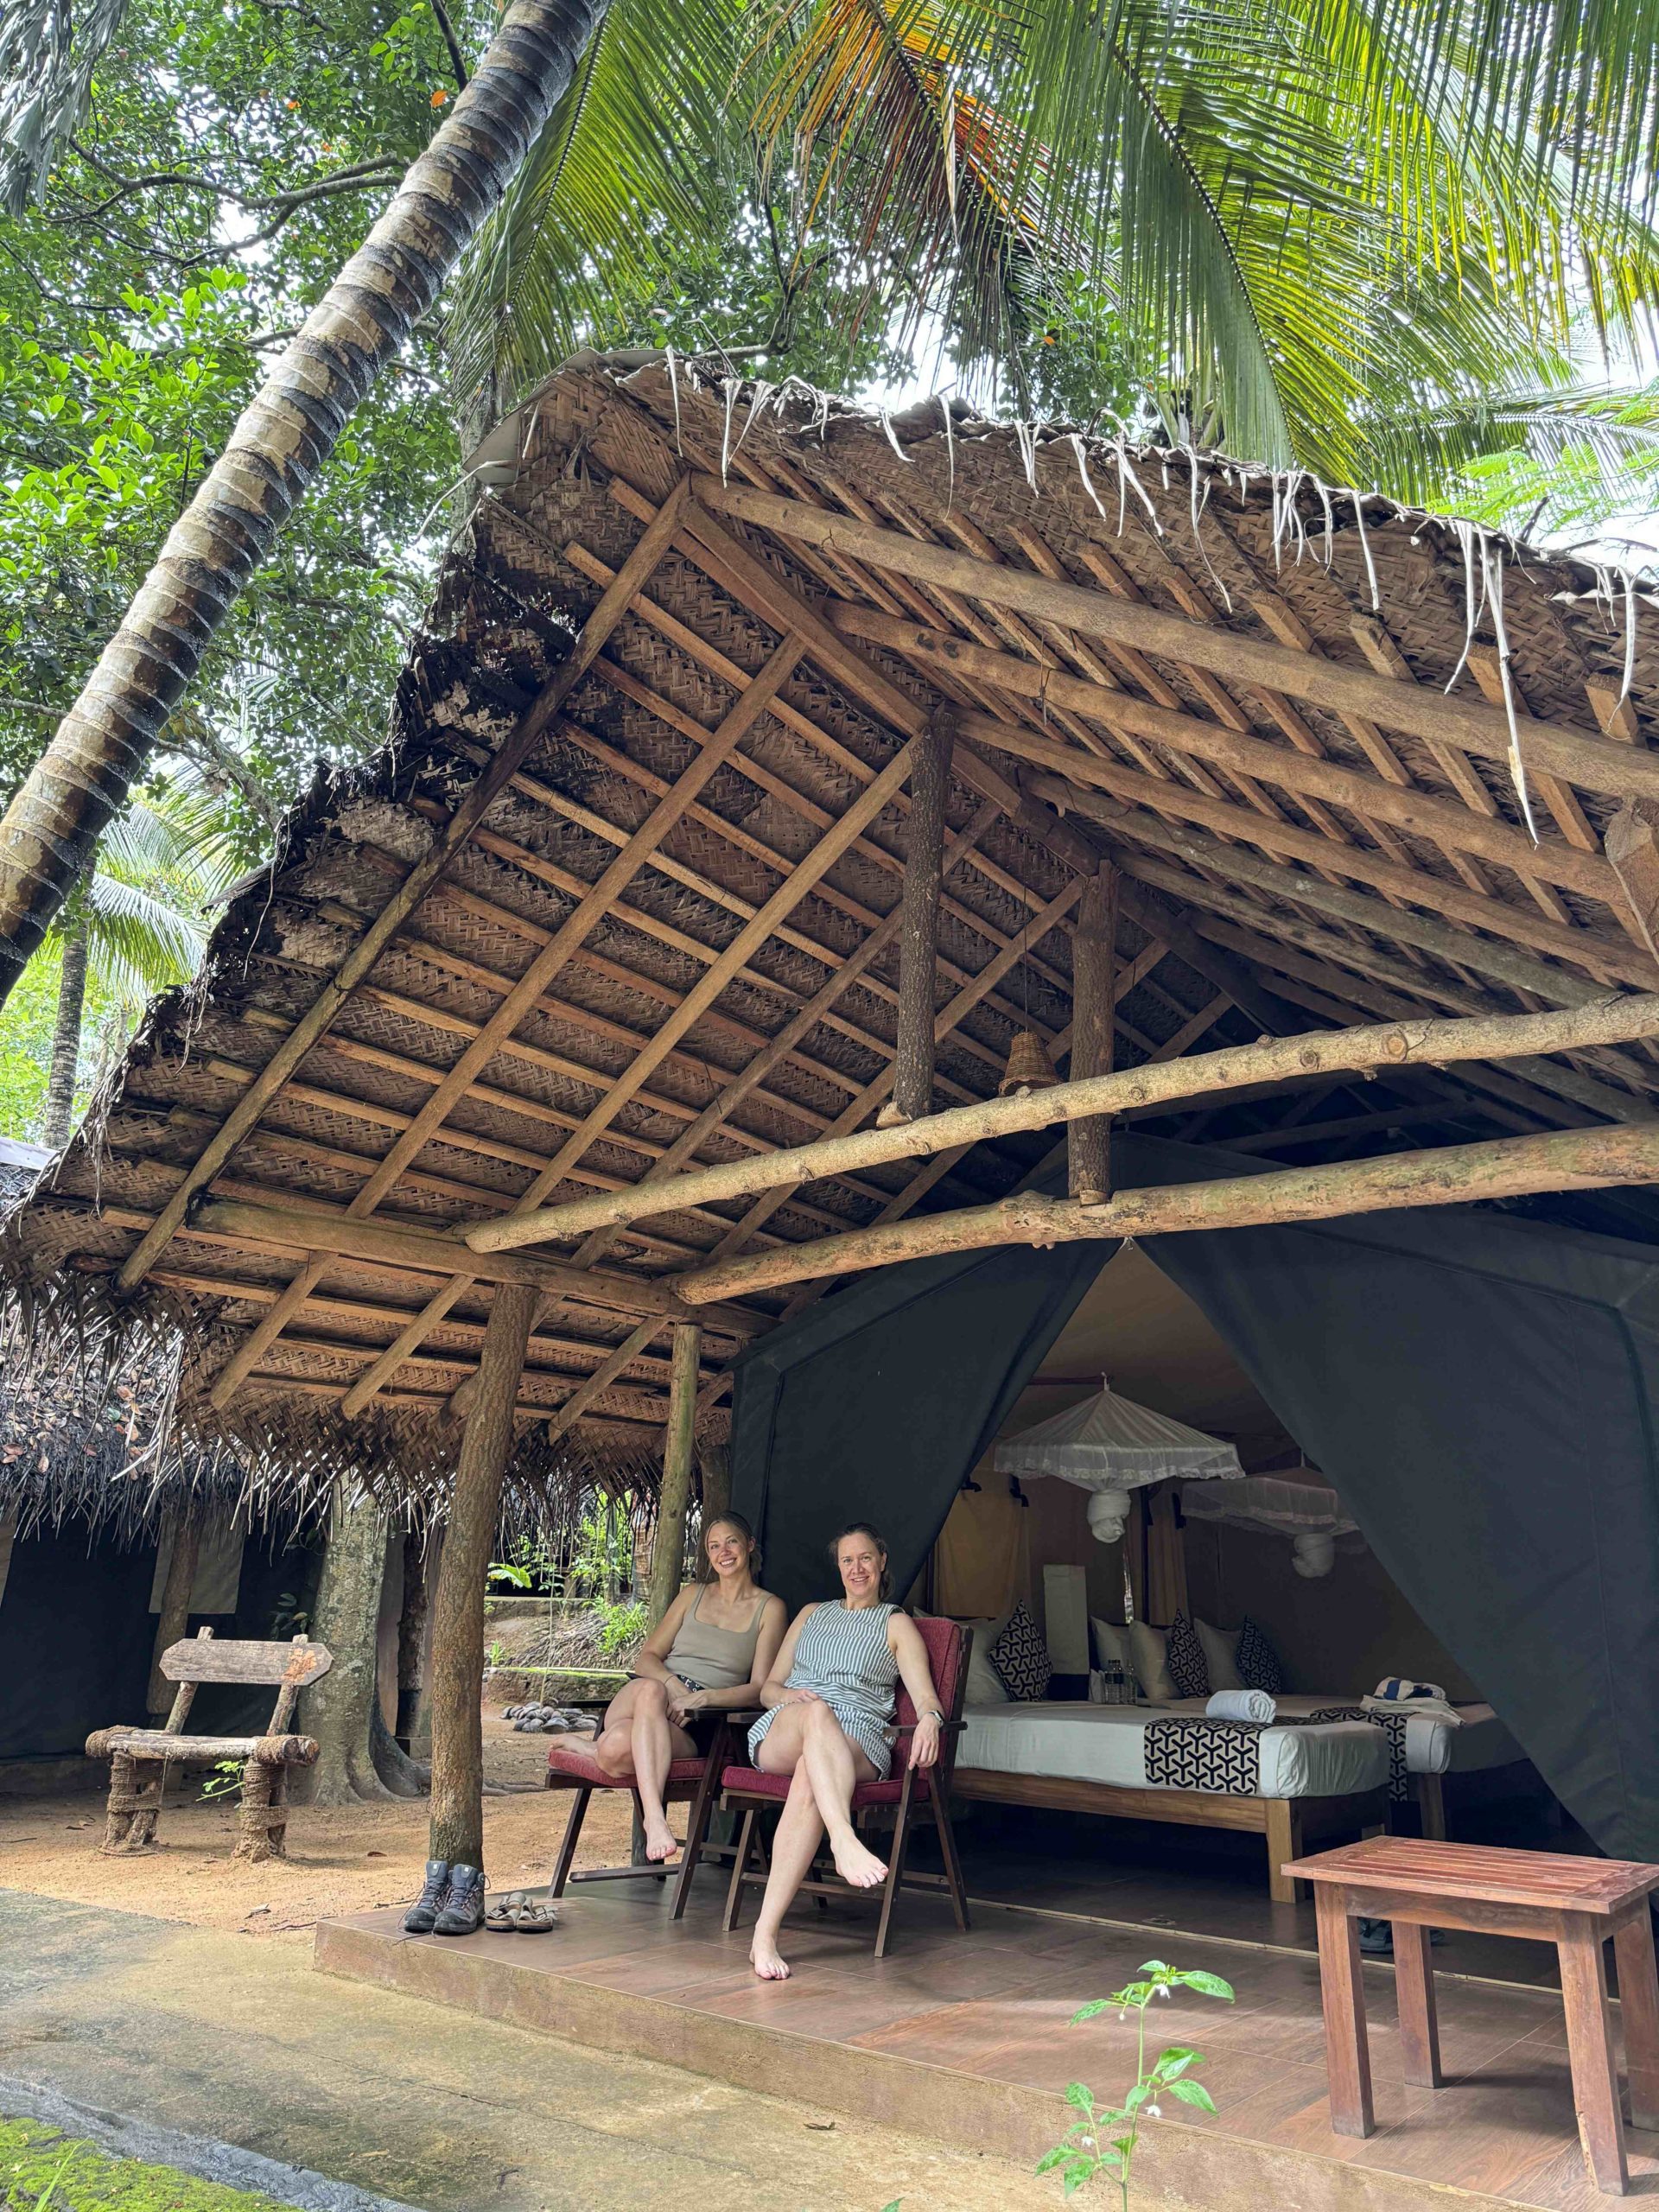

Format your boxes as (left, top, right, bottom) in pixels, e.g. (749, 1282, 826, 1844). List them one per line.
(426, 1281, 537, 1872)
(1069, 866, 1118, 1205)
(883, 715, 953, 1126)
(646, 1324, 702, 1630)
(1606, 803, 1659, 965)
(147, 1510, 200, 1717)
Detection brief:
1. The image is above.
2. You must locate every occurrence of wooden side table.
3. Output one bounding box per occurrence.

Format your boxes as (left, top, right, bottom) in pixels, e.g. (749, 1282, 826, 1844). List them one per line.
(1284, 1836, 1659, 2196)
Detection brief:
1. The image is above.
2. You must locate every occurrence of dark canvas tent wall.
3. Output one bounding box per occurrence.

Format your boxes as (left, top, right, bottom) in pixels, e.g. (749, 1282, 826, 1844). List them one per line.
(730, 1136, 1659, 1863)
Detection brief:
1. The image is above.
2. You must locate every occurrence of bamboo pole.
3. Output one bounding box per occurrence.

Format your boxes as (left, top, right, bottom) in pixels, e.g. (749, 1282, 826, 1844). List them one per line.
(677, 1122, 1659, 1305)
(463, 992, 1659, 1254)
(688, 480, 1659, 805)
(645, 1325, 702, 1630)
(1070, 867, 1118, 1205)
(427, 1281, 537, 1872)
(827, 604, 1616, 904)
(885, 714, 954, 1124)
(541, 1318, 664, 1446)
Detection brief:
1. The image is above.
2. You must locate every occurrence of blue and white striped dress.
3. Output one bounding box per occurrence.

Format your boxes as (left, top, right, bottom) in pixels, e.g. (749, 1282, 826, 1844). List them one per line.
(747, 1601, 900, 1778)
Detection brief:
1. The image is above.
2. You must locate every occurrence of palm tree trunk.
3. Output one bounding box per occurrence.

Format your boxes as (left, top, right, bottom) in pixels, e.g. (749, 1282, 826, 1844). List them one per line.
(0, 0, 609, 1008)
(41, 921, 88, 1150)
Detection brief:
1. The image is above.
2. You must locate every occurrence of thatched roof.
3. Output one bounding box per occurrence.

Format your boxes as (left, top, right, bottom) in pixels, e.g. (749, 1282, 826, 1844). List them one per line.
(9, 353, 1659, 1512)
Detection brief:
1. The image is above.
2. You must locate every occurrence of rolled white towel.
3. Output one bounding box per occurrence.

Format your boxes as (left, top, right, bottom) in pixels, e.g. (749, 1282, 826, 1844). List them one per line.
(1206, 1688, 1277, 1725)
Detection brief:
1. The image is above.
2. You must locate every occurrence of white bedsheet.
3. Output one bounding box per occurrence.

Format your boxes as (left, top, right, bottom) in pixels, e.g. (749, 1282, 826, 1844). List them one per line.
(958, 1700, 1389, 1799)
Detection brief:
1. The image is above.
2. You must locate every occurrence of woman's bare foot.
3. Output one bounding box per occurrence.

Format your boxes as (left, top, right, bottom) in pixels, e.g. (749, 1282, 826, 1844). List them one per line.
(643, 1816, 679, 1863)
(831, 1833, 889, 1889)
(751, 1936, 791, 1980)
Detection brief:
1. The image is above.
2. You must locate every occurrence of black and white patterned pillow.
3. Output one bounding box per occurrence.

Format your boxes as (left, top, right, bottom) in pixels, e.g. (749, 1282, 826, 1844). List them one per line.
(990, 1601, 1052, 1701)
(1165, 1611, 1210, 1699)
(1235, 1615, 1285, 1695)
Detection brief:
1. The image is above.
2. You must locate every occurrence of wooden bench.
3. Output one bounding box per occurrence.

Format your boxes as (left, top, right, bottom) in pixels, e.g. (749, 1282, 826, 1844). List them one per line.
(86, 1627, 333, 1862)
(1285, 1835, 1659, 2196)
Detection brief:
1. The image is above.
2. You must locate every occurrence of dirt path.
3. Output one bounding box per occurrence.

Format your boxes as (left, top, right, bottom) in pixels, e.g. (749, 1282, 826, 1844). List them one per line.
(0, 1713, 630, 1941)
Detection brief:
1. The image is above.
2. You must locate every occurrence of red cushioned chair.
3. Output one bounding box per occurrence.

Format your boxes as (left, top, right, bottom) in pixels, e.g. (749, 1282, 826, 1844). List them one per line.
(544, 1716, 748, 1916)
(713, 1616, 971, 1958)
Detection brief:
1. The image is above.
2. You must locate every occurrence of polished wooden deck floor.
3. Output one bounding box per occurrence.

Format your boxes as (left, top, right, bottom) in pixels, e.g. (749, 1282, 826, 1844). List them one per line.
(316, 1847, 1659, 2212)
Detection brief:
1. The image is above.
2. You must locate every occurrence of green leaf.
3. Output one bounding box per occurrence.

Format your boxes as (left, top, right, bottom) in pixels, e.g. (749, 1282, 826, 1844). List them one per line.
(1071, 1999, 1111, 2023)
(1065, 2082, 1096, 2112)
(1168, 2078, 1217, 2113)
(1176, 1972, 1235, 2002)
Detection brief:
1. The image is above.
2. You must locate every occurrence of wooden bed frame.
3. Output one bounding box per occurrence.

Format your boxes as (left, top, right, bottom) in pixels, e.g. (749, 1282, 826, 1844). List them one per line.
(951, 1767, 1391, 1904)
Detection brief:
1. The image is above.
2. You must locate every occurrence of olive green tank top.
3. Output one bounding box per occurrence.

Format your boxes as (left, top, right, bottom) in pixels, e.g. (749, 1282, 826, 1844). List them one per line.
(664, 1585, 767, 1692)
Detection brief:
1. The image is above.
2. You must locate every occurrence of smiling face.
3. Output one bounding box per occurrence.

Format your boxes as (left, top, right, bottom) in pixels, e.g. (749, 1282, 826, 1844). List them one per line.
(704, 1518, 753, 1584)
(836, 1529, 887, 1607)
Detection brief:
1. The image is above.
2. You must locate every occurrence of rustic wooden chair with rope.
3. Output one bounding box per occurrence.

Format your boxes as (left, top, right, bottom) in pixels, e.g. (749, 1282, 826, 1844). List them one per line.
(86, 1625, 332, 1862)
(709, 1615, 972, 1957)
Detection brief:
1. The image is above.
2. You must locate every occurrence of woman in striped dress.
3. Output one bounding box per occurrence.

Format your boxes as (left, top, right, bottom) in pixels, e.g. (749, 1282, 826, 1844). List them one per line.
(744, 1522, 945, 1981)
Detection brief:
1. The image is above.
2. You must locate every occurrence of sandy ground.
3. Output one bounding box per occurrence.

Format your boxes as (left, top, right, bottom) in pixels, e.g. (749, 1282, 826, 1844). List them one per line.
(0, 1710, 632, 1942)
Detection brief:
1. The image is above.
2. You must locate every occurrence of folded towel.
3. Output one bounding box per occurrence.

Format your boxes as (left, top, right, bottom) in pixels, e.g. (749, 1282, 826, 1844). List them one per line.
(1206, 1688, 1277, 1725)
(1363, 1693, 1463, 1726)
(1370, 1677, 1446, 1704)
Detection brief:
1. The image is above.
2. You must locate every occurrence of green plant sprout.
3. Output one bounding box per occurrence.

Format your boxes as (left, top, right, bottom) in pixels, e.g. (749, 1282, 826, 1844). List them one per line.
(1038, 1960, 1234, 2203)
(199, 1758, 246, 1803)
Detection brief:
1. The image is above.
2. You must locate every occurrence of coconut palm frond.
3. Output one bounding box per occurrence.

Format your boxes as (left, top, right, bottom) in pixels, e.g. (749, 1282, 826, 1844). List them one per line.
(0, 0, 130, 215)
(80, 871, 207, 1004)
(447, 0, 744, 416)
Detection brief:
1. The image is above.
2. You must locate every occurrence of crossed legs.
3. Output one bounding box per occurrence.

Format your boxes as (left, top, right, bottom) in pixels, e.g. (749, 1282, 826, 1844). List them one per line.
(593, 1677, 697, 1861)
(749, 1700, 884, 1980)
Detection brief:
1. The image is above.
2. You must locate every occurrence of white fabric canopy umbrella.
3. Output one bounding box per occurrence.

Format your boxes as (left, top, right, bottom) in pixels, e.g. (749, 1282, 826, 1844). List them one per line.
(994, 1382, 1243, 1541)
(1180, 1472, 1362, 1577)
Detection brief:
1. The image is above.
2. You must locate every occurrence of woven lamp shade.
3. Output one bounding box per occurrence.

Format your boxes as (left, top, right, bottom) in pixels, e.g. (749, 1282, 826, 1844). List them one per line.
(999, 1028, 1058, 1096)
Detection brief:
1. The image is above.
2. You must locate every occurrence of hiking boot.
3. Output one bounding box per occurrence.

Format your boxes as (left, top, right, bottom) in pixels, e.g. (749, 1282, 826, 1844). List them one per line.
(433, 1864, 486, 1936)
(403, 1859, 450, 1934)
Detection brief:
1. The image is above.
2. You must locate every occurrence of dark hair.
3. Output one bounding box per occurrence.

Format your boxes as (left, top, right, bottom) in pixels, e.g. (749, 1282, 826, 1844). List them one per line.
(830, 1521, 892, 1603)
(698, 1510, 760, 1583)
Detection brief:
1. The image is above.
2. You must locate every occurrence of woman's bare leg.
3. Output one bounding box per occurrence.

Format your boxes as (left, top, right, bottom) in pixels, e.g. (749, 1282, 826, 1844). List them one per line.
(593, 1679, 692, 1860)
(799, 1700, 886, 1888)
(750, 1764, 823, 1980)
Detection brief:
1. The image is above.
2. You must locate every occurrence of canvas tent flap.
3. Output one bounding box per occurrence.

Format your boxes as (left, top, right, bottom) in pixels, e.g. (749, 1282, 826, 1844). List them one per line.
(728, 1235, 1118, 1610)
(1144, 1198, 1659, 1862)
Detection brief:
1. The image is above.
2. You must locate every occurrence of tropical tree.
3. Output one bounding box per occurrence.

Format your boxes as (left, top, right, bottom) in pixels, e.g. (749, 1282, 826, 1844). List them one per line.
(4, 0, 1659, 1004)
(24, 773, 243, 1148)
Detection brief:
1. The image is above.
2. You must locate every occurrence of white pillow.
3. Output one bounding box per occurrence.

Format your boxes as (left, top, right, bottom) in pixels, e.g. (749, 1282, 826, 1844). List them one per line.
(959, 1614, 1013, 1706)
(1091, 1617, 1132, 1675)
(1129, 1620, 1179, 1704)
(1197, 1618, 1245, 1693)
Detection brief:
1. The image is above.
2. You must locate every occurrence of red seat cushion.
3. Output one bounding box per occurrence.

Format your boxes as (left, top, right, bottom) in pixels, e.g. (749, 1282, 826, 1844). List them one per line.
(546, 1743, 707, 1790)
(721, 1762, 939, 1809)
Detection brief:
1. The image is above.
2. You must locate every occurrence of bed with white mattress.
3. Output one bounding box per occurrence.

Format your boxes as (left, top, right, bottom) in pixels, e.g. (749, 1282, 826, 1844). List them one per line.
(952, 1700, 1396, 1902)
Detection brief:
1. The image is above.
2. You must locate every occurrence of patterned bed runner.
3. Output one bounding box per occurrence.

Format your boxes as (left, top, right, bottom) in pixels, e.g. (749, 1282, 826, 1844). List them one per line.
(1142, 1709, 1411, 1800)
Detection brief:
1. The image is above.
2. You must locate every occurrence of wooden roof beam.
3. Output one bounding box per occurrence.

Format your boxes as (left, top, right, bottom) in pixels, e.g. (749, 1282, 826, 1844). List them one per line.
(678, 1120, 1659, 1306)
(463, 990, 1659, 1255)
(690, 478, 1659, 806)
(825, 604, 1616, 909)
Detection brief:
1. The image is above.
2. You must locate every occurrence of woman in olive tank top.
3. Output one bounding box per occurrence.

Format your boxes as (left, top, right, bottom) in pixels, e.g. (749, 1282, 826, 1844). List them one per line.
(592, 1513, 785, 1865)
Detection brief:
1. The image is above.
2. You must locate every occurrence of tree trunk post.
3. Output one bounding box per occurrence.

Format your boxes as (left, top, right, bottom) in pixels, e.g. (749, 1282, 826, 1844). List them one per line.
(42, 921, 88, 1152)
(1069, 864, 1118, 1205)
(428, 1281, 537, 1870)
(397, 1529, 429, 1745)
(882, 713, 952, 1126)
(147, 1509, 200, 1717)
(646, 1325, 702, 1630)
(293, 1483, 392, 1804)
(699, 1441, 731, 1529)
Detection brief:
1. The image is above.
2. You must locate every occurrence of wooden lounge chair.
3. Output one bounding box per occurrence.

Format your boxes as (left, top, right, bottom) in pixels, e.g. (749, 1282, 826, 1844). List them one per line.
(544, 1712, 750, 1914)
(715, 1615, 971, 1957)
(86, 1626, 331, 1861)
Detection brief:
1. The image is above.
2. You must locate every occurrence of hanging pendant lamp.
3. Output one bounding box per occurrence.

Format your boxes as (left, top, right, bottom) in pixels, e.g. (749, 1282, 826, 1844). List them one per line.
(999, 1028, 1058, 1096)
